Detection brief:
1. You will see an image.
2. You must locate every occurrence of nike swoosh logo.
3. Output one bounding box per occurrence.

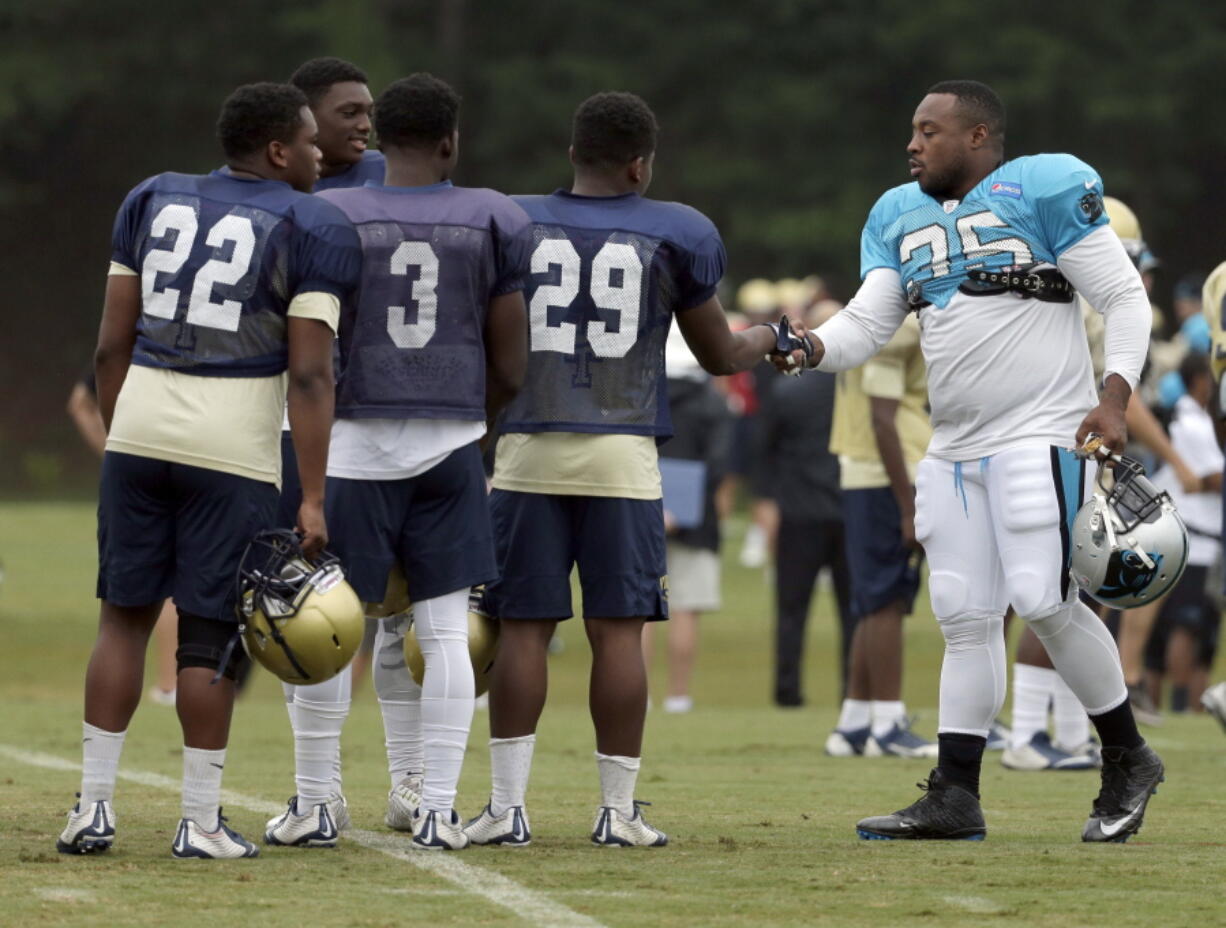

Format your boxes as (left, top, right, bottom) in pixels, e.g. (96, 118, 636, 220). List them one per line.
(1099, 809, 1140, 837)
(1084, 179, 1098, 189)
(510, 813, 525, 842)
(174, 824, 189, 853)
(209, 763, 224, 770)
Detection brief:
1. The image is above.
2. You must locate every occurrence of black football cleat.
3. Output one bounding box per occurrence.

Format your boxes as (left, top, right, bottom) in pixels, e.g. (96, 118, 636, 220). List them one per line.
(856, 768, 986, 841)
(1082, 742, 1164, 843)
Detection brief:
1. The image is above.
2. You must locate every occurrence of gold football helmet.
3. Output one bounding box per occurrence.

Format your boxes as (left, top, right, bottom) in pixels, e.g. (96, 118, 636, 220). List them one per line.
(403, 588, 499, 696)
(237, 530, 364, 685)
(363, 563, 412, 618)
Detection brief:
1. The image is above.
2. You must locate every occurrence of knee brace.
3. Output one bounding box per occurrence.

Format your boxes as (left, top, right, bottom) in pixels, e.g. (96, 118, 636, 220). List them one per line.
(176, 609, 244, 681)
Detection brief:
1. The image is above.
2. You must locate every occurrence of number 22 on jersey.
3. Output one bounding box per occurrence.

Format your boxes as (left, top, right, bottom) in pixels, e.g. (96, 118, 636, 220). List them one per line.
(142, 204, 256, 332)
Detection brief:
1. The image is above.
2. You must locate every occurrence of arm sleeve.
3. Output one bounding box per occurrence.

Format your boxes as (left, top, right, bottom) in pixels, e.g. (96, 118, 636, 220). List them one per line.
(491, 208, 532, 297)
(1056, 225, 1149, 389)
(677, 232, 726, 310)
(287, 291, 341, 333)
(1031, 156, 1109, 257)
(814, 269, 910, 372)
(291, 206, 362, 302)
(110, 179, 154, 269)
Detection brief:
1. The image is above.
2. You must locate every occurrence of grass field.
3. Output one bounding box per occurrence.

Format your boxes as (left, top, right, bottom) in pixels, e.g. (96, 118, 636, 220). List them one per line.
(2, 501, 1226, 928)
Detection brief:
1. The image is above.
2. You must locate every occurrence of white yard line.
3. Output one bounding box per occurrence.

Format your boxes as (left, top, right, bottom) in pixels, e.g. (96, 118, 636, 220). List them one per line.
(942, 894, 1005, 914)
(3, 744, 605, 928)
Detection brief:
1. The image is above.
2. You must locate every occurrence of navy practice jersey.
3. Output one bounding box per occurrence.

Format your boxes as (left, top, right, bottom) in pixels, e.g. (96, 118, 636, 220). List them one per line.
(316, 150, 386, 192)
(501, 190, 725, 438)
(112, 169, 361, 377)
(317, 181, 532, 420)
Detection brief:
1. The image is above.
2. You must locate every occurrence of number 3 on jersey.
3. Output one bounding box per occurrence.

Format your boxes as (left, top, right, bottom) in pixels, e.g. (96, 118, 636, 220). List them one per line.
(529, 238, 644, 358)
(387, 241, 439, 348)
(142, 204, 255, 332)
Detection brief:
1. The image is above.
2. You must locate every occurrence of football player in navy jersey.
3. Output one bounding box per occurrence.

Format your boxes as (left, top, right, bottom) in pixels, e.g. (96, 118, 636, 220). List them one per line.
(274, 58, 386, 838)
(796, 81, 1162, 843)
(465, 92, 804, 848)
(264, 73, 530, 851)
(57, 83, 361, 859)
(290, 56, 386, 191)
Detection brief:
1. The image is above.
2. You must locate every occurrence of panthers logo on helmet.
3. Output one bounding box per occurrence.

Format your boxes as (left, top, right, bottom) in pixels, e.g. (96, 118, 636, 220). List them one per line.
(1098, 549, 1163, 601)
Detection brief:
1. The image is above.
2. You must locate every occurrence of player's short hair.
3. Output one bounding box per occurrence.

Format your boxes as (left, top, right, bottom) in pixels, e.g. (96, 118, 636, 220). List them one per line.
(217, 82, 309, 159)
(374, 74, 461, 149)
(571, 92, 658, 168)
(927, 79, 1006, 147)
(290, 57, 369, 106)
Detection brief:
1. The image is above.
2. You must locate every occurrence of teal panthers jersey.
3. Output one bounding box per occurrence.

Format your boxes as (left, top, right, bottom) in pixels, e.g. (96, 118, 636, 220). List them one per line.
(860, 154, 1108, 309)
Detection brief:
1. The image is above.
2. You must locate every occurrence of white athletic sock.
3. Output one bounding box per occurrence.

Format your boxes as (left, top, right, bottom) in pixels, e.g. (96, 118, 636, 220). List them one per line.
(871, 700, 906, 738)
(937, 613, 1007, 737)
(596, 752, 640, 819)
(293, 665, 352, 807)
(374, 611, 424, 788)
(283, 682, 298, 733)
(1052, 674, 1091, 749)
(415, 588, 475, 813)
(1025, 599, 1129, 716)
(836, 698, 871, 732)
(489, 735, 535, 817)
(1011, 663, 1055, 749)
(182, 747, 225, 831)
(80, 722, 125, 807)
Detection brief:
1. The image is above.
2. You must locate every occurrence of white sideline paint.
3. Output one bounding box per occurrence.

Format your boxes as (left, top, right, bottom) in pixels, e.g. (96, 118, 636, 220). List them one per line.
(3, 745, 604, 928)
(33, 888, 97, 903)
(943, 895, 1005, 914)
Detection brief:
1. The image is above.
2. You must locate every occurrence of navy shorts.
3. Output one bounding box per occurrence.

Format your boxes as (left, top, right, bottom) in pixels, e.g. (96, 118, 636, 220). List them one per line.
(325, 442, 496, 603)
(277, 430, 301, 530)
(483, 490, 668, 622)
(96, 451, 278, 621)
(842, 486, 921, 619)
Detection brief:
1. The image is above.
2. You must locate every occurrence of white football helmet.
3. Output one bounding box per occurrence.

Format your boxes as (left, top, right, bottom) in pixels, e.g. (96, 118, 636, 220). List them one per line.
(1070, 454, 1188, 608)
(237, 530, 365, 684)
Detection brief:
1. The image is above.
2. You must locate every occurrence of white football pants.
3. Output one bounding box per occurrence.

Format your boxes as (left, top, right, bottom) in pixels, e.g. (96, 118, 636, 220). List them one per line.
(915, 444, 1129, 738)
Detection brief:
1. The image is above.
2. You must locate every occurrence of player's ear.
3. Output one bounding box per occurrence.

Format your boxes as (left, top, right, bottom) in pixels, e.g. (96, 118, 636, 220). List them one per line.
(628, 156, 646, 185)
(267, 138, 290, 170)
(969, 123, 989, 150)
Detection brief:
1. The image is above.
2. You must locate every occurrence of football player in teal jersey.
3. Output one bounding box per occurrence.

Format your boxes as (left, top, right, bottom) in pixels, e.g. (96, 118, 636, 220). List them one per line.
(798, 81, 1163, 843)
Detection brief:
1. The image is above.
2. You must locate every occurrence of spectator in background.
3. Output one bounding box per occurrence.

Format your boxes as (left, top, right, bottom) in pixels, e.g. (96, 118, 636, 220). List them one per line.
(719, 279, 781, 569)
(642, 326, 734, 713)
(67, 369, 179, 707)
(1144, 352, 1222, 713)
(824, 313, 935, 756)
(1198, 259, 1226, 729)
(760, 298, 851, 707)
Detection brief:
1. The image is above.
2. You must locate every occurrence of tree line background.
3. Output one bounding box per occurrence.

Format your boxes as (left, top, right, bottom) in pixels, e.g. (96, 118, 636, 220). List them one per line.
(2, 0, 1224, 494)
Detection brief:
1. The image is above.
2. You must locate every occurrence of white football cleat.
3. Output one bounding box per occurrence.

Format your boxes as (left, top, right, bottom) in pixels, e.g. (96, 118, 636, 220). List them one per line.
(411, 808, 470, 851)
(172, 810, 259, 858)
(56, 797, 115, 854)
(264, 796, 341, 847)
(1202, 682, 1226, 733)
(385, 775, 423, 832)
(591, 801, 668, 847)
(463, 803, 531, 847)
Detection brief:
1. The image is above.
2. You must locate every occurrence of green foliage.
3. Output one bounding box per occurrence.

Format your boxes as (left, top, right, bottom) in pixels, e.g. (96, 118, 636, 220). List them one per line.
(4, 1, 1226, 490)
